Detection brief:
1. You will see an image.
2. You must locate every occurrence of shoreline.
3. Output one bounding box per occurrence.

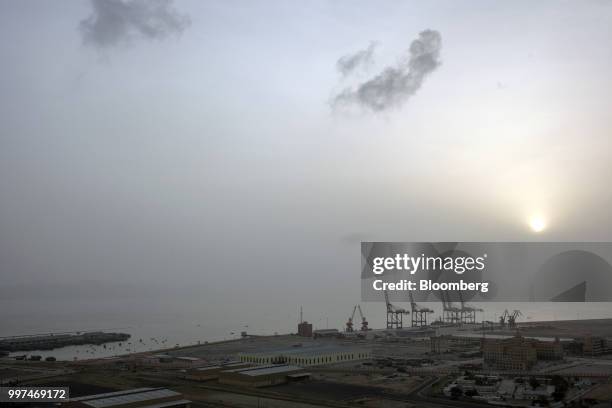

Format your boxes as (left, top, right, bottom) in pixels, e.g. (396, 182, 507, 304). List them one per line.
(6, 317, 612, 362)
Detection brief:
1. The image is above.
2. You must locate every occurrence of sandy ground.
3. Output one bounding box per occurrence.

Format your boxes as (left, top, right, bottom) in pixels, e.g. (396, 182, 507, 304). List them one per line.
(317, 371, 423, 391)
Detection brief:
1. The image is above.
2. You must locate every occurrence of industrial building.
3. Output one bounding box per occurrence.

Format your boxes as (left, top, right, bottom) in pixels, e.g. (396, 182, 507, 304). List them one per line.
(430, 335, 481, 354)
(135, 354, 204, 369)
(312, 328, 340, 338)
(297, 306, 313, 337)
(581, 335, 612, 356)
(483, 336, 537, 370)
(183, 362, 251, 381)
(482, 334, 563, 370)
(297, 321, 313, 337)
(533, 337, 564, 360)
(219, 365, 308, 387)
(238, 345, 371, 366)
(63, 388, 190, 408)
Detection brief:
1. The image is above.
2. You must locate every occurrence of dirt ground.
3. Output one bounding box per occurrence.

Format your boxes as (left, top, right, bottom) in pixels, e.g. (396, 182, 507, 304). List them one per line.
(515, 318, 612, 338)
(274, 380, 386, 401)
(584, 380, 612, 401)
(317, 371, 423, 392)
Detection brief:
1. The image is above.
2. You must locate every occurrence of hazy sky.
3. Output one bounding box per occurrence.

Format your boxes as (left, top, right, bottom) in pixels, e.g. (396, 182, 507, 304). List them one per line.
(1, 1, 612, 315)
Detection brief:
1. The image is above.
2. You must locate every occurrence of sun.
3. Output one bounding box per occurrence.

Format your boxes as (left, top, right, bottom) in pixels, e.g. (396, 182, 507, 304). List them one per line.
(529, 216, 546, 233)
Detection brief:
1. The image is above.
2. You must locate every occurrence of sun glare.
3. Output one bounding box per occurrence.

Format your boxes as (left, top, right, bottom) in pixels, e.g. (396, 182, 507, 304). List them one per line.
(529, 216, 546, 233)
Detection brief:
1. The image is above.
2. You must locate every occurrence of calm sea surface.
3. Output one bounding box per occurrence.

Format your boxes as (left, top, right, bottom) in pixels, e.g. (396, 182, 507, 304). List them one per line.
(2, 298, 611, 361)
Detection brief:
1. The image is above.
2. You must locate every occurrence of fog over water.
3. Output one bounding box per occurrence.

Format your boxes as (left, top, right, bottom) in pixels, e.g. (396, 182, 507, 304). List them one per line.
(2, 1, 612, 358)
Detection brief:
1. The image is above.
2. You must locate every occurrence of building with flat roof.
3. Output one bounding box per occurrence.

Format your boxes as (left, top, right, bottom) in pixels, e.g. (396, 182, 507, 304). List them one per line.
(298, 321, 313, 337)
(581, 335, 612, 356)
(313, 328, 340, 338)
(238, 345, 371, 367)
(219, 364, 307, 387)
(483, 333, 564, 370)
(183, 362, 252, 381)
(483, 335, 538, 370)
(533, 337, 563, 360)
(63, 388, 190, 408)
(430, 335, 481, 354)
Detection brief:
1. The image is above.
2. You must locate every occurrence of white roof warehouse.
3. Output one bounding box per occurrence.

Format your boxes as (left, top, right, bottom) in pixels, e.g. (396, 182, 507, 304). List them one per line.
(238, 345, 371, 366)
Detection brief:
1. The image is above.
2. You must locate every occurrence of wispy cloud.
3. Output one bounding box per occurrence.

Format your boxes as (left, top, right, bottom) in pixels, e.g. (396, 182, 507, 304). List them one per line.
(332, 30, 442, 112)
(336, 41, 377, 76)
(79, 0, 191, 49)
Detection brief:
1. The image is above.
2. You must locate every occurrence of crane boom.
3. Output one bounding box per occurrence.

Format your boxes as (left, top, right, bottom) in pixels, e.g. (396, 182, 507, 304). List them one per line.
(384, 290, 393, 311)
(357, 305, 369, 331)
(345, 305, 357, 332)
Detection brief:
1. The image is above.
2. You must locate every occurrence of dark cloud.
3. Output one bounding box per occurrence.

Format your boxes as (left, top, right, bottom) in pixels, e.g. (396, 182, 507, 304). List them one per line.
(332, 30, 442, 112)
(79, 0, 191, 49)
(336, 41, 377, 76)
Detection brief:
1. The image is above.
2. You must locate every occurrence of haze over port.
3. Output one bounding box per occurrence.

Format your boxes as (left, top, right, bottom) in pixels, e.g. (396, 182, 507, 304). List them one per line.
(3, 2, 612, 406)
(2, 0, 612, 343)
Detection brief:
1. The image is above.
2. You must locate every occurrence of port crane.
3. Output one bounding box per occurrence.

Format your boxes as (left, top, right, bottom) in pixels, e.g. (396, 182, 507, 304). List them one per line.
(346, 306, 356, 332)
(457, 291, 483, 324)
(508, 309, 522, 328)
(384, 290, 409, 329)
(346, 305, 370, 332)
(499, 311, 507, 327)
(440, 290, 461, 324)
(408, 291, 433, 327)
(357, 305, 369, 331)
(499, 309, 522, 329)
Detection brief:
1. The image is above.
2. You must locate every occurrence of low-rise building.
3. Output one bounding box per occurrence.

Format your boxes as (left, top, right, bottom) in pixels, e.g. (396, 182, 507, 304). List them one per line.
(533, 337, 563, 360)
(63, 388, 190, 408)
(582, 335, 612, 356)
(238, 345, 371, 366)
(483, 335, 537, 370)
(312, 329, 340, 338)
(183, 362, 252, 381)
(430, 335, 481, 354)
(482, 334, 564, 370)
(297, 321, 313, 337)
(219, 365, 308, 387)
(514, 384, 555, 401)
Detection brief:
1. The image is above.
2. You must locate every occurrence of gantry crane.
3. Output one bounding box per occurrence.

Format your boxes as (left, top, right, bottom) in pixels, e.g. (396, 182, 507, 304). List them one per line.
(408, 291, 434, 327)
(384, 290, 409, 329)
(440, 291, 461, 324)
(457, 291, 483, 324)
